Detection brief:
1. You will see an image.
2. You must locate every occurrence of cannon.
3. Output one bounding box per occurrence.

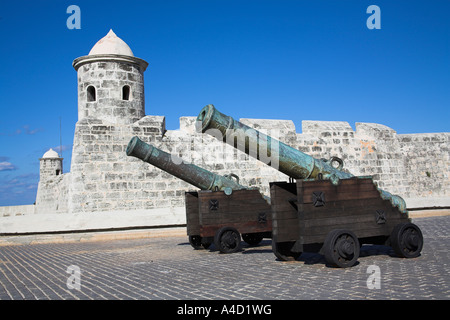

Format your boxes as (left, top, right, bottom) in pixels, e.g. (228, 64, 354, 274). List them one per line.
(197, 105, 423, 267)
(126, 136, 272, 253)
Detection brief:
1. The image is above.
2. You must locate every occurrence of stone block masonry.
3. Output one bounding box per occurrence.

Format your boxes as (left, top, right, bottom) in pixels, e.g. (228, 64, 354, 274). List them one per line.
(76, 61, 145, 125)
(67, 116, 168, 213)
(35, 114, 449, 217)
(64, 115, 289, 215)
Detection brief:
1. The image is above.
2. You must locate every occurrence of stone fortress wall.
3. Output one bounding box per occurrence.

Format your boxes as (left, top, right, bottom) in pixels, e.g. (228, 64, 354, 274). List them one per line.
(33, 115, 449, 218)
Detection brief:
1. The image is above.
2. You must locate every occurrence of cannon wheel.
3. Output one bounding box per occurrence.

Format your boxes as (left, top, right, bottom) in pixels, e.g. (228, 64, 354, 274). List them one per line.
(272, 241, 301, 261)
(323, 229, 360, 268)
(188, 235, 211, 250)
(390, 223, 423, 258)
(242, 233, 264, 246)
(214, 227, 241, 253)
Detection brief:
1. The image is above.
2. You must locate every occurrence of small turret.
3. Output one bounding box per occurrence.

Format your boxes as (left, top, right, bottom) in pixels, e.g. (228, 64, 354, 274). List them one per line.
(39, 148, 63, 180)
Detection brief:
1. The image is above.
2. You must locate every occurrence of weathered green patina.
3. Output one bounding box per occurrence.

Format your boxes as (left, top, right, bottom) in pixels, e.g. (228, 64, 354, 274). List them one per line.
(126, 136, 247, 194)
(196, 104, 407, 213)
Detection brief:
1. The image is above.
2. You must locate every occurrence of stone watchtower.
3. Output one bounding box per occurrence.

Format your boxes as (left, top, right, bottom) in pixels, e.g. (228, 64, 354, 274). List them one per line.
(72, 30, 149, 124)
(67, 30, 163, 214)
(39, 148, 63, 180)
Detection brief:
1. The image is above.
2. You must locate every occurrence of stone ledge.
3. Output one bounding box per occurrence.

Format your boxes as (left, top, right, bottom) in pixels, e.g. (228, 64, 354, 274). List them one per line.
(405, 196, 450, 209)
(0, 227, 187, 246)
(408, 209, 450, 219)
(0, 207, 186, 235)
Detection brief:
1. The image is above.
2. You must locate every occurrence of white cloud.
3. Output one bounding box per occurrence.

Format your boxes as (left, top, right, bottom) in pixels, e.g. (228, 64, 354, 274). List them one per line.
(0, 161, 17, 171)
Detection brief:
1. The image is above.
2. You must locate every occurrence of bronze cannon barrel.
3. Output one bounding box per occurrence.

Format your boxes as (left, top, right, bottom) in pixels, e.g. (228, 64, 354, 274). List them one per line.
(196, 104, 353, 183)
(196, 104, 407, 213)
(126, 136, 247, 193)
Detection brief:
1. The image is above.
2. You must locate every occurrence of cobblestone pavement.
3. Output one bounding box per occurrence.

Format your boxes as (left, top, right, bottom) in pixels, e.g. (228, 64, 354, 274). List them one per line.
(0, 216, 448, 300)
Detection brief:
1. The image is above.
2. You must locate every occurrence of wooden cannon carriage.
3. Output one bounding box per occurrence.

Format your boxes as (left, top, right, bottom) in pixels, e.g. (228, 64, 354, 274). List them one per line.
(126, 136, 271, 254)
(270, 177, 422, 267)
(185, 188, 271, 253)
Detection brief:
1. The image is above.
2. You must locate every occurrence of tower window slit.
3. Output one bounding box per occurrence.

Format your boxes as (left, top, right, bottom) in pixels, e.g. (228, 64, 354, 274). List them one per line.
(87, 86, 96, 102)
(122, 85, 131, 101)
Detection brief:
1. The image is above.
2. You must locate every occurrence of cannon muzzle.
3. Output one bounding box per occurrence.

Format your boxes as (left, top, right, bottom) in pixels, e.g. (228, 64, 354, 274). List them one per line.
(196, 104, 407, 212)
(126, 136, 247, 194)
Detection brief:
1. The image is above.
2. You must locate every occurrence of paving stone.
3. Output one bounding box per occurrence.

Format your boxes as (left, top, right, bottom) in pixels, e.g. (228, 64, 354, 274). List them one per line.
(0, 216, 449, 300)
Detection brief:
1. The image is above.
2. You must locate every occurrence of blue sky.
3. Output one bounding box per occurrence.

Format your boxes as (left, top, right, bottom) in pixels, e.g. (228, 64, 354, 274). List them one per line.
(0, 0, 449, 206)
